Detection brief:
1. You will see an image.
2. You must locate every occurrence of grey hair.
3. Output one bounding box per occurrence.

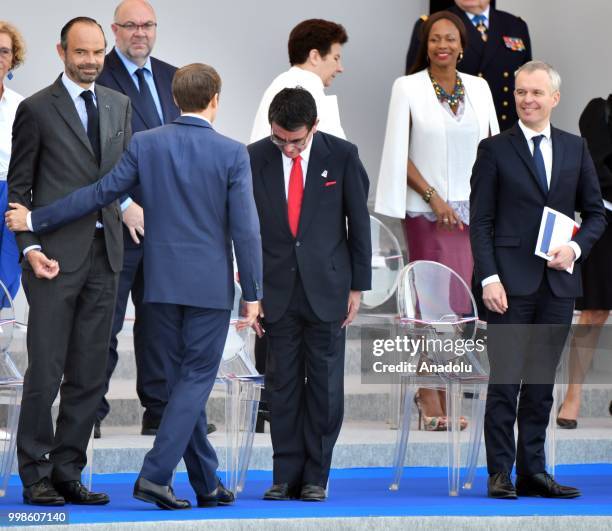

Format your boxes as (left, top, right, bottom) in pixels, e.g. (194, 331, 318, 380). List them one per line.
(515, 60, 561, 92)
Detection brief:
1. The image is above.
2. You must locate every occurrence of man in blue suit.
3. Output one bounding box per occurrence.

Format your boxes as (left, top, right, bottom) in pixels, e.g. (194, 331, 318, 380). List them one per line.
(470, 61, 606, 499)
(6, 63, 263, 509)
(95, 0, 181, 437)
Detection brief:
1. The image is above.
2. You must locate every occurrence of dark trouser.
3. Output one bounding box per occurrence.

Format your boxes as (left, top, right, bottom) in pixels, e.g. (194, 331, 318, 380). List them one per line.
(484, 278, 574, 475)
(265, 276, 345, 489)
(17, 237, 118, 486)
(97, 239, 167, 424)
(254, 335, 268, 408)
(139, 303, 229, 495)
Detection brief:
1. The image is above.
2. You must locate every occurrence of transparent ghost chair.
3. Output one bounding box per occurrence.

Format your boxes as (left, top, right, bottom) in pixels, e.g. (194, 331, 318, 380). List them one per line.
(215, 282, 262, 496)
(0, 280, 23, 496)
(360, 216, 405, 428)
(389, 261, 488, 496)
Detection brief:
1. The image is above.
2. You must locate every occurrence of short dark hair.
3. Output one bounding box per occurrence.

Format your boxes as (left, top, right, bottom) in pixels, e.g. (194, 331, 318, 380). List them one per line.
(60, 16, 106, 51)
(408, 11, 467, 75)
(268, 87, 317, 131)
(288, 19, 348, 66)
(172, 63, 221, 112)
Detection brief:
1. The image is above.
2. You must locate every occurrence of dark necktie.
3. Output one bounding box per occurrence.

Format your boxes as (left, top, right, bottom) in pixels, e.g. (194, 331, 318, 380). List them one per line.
(135, 68, 162, 127)
(80, 90, 100, 164)
(472, 14, 488, 42)
(532, 134, 549, 193)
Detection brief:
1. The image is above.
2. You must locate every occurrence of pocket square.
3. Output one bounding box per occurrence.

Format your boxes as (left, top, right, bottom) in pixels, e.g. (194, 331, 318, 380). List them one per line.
(325, 181, 337, 187)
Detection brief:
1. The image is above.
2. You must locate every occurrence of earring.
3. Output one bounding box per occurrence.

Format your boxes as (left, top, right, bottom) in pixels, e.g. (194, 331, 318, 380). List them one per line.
(7, 70, 13, 80)
(458, 52, 464, 63)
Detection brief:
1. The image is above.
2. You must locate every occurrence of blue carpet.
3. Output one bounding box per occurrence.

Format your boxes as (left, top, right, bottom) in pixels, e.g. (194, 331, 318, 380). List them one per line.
(1, 465, 611, 524)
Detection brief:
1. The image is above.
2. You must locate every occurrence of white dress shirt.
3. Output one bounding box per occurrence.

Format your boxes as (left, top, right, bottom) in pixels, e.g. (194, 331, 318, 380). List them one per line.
(0, 85, 24, 176)
(281, 137, 312, 198)
(482, 120, 581, 287)
(250, 66, 345, 143)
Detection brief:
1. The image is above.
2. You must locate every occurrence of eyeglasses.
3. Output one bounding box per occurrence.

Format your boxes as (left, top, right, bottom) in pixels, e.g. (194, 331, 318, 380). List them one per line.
(0, 47, 13, 58)
(114, 22, 157, 32)
(270, 128, 311, 148)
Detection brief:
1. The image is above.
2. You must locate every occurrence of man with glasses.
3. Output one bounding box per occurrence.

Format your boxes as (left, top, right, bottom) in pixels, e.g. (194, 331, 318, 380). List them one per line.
(248, 88, 371, 501)
(94, 0, 180, 439)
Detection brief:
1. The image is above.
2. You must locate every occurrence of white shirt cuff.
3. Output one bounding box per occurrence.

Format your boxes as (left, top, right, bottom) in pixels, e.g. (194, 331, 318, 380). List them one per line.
(482, 274, 501, 287)
(26, 211, 33, 232)
(121, 197, 133, 211)
(23, 244, 41, 256)
(244, 300, 259, 304)
(567, 241, 581, 261)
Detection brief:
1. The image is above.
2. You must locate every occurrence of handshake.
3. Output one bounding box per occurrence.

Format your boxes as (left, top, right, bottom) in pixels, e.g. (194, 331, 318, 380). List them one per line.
(5, 202, 59, 280)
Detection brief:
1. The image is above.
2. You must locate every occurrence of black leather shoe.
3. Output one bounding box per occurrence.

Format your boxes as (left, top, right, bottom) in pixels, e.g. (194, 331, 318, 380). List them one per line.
(55, 480, 109, 505)
(556, 417, 577, 429)
(487, 472, 517, 499)
(133, 477, 191, 510)
(141, 418, 160, 436)
(23, 478, 65, 506)
(516, 472, 581, 498)
(197, 479, 235, 507)
(207, 423, 217, 435)
(263, 483, 298, 500)
(93, 421, 101, 439)
(300, 484, 326, 501)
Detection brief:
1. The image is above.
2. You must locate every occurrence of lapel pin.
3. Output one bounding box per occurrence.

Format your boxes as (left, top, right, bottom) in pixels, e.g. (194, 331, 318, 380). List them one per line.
(321, 170, 328, 178)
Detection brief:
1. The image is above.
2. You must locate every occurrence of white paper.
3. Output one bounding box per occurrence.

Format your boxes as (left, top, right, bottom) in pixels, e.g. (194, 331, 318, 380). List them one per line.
(534, 206, 580, 274)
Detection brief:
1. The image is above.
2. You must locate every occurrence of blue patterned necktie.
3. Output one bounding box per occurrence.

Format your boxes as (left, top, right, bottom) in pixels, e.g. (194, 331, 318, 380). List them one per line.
(532, 135, 548, 193)
(472, 14, 488, 42)
(135, 68, 162, 128)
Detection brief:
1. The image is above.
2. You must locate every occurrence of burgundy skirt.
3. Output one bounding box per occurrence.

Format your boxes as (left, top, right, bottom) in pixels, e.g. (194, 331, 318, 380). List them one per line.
(402, 215, 474, 314)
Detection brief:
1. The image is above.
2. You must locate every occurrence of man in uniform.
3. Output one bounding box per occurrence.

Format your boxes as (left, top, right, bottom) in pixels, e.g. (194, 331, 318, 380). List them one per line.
(405, 0, 531, 130)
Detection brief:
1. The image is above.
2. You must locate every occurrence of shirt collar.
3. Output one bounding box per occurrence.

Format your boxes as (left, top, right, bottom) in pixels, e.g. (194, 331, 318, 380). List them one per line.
(518, 120, 551, 142)
(0, 85, 19, 104)
(281, 131, 314, 166)
(181, 112, 211, 125)
(466, 6, 490, 22)
(289, 65, 324, 90)
(61, 72, 95, 101)
(114, 46, 153, 77)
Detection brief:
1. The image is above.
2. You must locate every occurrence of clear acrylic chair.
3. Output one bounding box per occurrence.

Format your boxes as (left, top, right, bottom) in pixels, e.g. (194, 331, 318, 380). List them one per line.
(359, 216, 405, 428)
(0, 280, 23, 496)
(389, 261, 488, 496)
(214, 282, 262, 497)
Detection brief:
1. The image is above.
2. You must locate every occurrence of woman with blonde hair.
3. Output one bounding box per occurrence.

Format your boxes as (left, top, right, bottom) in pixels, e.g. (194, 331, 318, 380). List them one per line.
(0, 20, 26, 298)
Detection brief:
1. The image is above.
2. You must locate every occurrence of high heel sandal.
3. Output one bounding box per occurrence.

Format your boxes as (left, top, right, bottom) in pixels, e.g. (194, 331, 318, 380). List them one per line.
(556, 405, 578, 430)
(413, 392, 447, 431)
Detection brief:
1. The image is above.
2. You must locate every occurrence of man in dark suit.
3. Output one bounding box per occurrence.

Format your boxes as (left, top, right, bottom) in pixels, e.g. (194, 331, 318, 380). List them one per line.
(7, 63, 263, 510)
(247, 88, 371, 501)
(7, 17, 131, 505)
(94, 0, 180, 437)
(470, 61, 606, 499)
(406, 0, 531, 130)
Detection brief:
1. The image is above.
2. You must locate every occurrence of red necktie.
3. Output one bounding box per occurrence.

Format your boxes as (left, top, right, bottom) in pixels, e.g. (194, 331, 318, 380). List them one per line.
(287, 155, 303, 237)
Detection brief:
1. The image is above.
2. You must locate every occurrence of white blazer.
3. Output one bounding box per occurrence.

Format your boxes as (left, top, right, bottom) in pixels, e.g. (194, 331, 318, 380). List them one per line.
(375, 69, 499, 218)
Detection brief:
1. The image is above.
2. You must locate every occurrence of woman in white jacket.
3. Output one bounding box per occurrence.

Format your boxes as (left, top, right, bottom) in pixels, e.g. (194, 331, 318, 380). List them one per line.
(375, 10, 498, 430)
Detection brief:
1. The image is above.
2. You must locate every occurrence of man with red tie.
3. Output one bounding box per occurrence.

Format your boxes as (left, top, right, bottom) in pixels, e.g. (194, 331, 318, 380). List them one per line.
(247, 88, 371, 501)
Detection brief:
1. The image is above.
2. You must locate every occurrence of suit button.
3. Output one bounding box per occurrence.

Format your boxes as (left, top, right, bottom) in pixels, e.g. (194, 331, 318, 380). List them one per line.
(503, 71, 509, 78)
(501, 114, 507, 120)
(291, 267, 296, 272)
(503, 86, 509, 92)
(295, 241, 301, 247)
(502, 101, 509, 107)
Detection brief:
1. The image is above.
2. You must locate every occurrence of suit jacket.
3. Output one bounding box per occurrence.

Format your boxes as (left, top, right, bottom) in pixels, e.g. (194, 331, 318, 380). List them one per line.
(30, 116, 263, 308)
(96, 47, 180, 212)
(248, 132, 371, 323)
(578, 96, 612, 203)
(406, 6, 531, 129)
(375, 69, 499, 218)
(470, 122, 607, 298)
(8, 75, 131, 273)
